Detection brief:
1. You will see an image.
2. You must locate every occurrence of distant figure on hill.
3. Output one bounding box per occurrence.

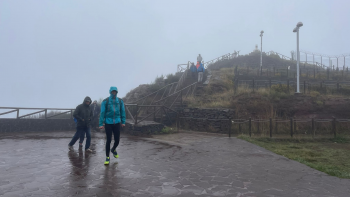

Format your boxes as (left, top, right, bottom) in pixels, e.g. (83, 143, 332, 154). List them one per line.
(68, 96, 93, 152)
(197, 54, 203, 65)
(190, 62, 197, 78)
(197, 61, 205, 83)
(90, 100, 101, 131)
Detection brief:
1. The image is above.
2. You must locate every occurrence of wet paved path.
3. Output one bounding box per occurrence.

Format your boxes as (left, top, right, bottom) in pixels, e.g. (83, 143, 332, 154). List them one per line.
(0, 131, 349, 197)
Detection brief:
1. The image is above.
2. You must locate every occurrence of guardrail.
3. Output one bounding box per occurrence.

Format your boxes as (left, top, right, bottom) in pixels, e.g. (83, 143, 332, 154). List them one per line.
(179, 117, 350, 138)
(0, 107, 74, 119)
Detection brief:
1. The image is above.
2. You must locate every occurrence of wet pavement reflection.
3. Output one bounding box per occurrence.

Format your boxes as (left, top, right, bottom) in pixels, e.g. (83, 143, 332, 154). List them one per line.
(0, 131, 349, 197)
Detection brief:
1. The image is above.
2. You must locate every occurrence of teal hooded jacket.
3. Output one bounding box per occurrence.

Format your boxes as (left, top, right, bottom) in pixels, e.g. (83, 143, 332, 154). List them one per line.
(99, 86, 126, 126)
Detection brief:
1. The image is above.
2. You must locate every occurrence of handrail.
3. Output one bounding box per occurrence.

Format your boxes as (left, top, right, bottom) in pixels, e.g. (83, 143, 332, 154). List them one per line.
(155, 81, 198, 104)
(128, 82, 178, 104)
(0, 107, 74, 110)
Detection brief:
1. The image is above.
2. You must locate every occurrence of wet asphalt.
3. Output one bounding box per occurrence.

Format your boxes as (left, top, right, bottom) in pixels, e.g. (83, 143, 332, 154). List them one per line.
(0, 131, 349, 197)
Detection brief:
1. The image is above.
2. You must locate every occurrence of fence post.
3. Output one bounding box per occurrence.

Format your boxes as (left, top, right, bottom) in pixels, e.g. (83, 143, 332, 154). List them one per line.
(135, 105, 138, 125)
(45, 109, 47, 119)
(333, 118, 336, 138)
(249, 118, 252, 137)
(269, 118, 272, 138)
(154, 106, 156, 121)
(176, 113, 179, 132)
(312, 118, 315, 138)
(180, 90, 183, 106)
(229, 119, 232, 137)
(234, 79, 238, 95)
(287, 67, 289, 78)
(70, 110, 73, 119)
(16, 109, 19, 119)
(290, 118, 293, 137)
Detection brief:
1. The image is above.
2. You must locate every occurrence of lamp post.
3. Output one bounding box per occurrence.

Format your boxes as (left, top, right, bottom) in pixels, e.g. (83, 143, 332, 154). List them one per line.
(260, 30, 264, 76)
(293, 22, 303, 93)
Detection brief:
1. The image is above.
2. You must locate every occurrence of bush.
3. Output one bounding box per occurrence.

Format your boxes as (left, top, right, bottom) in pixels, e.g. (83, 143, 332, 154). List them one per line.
(271, 84, 289, 93)
(310, 91, 320, 98)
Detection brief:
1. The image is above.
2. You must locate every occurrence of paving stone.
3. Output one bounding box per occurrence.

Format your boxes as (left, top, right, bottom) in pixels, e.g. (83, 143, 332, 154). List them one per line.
(0, 131, 349, 197)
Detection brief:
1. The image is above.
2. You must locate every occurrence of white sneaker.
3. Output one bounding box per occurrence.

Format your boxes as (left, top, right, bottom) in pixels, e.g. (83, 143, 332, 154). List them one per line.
(85, 148, 93, 153)
(68, 145, 74, 150)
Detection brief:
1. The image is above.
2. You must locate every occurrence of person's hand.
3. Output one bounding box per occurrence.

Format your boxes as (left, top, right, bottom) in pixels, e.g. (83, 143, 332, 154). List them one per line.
(99, 126, 104, 130)
(121, 124, 125, 127)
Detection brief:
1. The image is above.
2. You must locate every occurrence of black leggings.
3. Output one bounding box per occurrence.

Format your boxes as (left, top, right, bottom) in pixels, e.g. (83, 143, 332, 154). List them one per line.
(105, 124, 121, 157)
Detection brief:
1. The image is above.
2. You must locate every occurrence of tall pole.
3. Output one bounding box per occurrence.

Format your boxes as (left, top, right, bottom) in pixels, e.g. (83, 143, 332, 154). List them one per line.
(260, 36, 262, 75)
(260, 30, 264, 76)
(296, 28, 300, 93)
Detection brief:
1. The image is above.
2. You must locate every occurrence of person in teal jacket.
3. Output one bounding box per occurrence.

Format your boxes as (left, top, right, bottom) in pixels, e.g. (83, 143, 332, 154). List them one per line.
(99, 86, 126, 165)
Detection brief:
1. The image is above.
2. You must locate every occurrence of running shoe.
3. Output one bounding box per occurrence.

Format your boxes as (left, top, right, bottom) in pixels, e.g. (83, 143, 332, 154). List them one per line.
(104, 157, 110, 165)
(68, 145, 73, 150)
(85, 148, 93, 153)
(111, 150, 119, 158)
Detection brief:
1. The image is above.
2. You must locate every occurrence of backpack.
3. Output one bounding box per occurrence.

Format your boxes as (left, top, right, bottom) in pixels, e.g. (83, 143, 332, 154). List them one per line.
(103, 97, 124, 120)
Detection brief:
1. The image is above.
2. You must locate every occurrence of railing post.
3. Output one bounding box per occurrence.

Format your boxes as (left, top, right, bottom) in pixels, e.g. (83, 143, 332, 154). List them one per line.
(269, 118, 272, 138)
(333, 118, 336, 138)
(16, 109, 19, 119)
(70, 110, 73, 119)
(180, 90, 183, 106)
(249, 118, 252, 137)
(45, 109, 47, 119)
(290, 118, 294, 138)
(135, 105, 138, 125)
(176, 113, 179, 133)
(154, 106, 156, 121)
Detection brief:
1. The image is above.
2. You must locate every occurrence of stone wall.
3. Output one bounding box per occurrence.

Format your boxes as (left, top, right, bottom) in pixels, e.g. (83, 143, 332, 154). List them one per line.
(179, 108, 235, 133)
(0, 119, 76, 132)
(122, 120, 165, 136)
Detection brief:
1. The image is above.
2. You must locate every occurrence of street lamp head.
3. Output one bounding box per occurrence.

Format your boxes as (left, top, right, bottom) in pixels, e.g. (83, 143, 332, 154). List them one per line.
(293, 27, 297, 32)
(296, 22, 303, 27)
(260, 30, 264, 37)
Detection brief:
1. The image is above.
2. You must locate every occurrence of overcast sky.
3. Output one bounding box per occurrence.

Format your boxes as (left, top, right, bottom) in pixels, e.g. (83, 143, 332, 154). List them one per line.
(1, 0, 349, 112)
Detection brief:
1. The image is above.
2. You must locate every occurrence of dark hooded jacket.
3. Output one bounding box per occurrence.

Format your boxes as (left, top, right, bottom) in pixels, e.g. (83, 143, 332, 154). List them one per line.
(73, 96, 93, 128)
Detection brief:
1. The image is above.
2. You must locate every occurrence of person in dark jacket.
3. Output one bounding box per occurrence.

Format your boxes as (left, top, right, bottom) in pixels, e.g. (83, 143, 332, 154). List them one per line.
(99, 86, 126, 165)
(68, 96, 93, 152)
(190, 62, 197, 78)
(90, 100, 101, 131)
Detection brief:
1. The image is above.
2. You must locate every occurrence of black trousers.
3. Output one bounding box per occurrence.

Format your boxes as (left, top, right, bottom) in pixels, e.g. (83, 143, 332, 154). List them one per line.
(105, 123, 120, 157)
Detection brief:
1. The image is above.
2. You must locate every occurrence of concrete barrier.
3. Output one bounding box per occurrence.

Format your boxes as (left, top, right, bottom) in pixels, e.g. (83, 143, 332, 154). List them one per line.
(0, 119, 76, 132)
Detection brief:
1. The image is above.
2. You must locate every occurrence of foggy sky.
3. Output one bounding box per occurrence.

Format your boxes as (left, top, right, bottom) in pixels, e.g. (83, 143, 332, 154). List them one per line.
(1, 0, 350, 111)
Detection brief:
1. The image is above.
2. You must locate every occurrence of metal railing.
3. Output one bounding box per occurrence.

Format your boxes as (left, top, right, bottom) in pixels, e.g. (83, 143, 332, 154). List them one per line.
(179, 116, 350, 138)
(0, 107, 75, 119)
(125, 104, 179, 125)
